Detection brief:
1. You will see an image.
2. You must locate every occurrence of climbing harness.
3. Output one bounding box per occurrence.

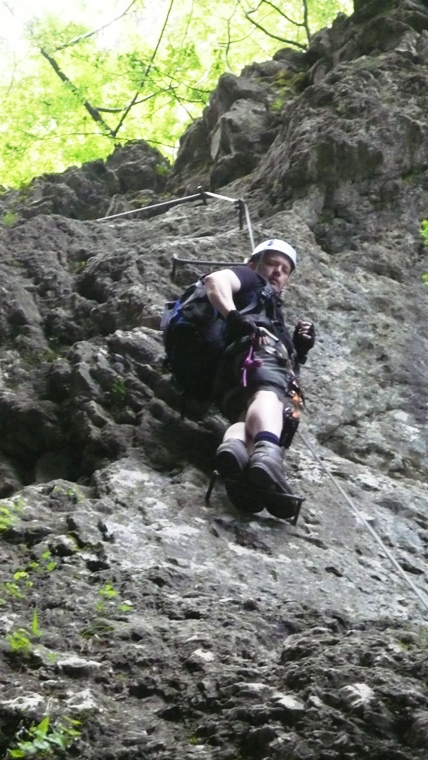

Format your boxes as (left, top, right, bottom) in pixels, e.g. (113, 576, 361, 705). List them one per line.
(298, 430, 428, 616)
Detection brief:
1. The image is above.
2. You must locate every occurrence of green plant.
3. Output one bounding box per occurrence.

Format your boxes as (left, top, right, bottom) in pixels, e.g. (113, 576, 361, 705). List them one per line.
(118, 602, 133, 612)
(8, 715, 81, 758)
(28, 551, 57, 574)
(41, 551, 57, 573)
(111, 378, 126, 397)
(0, 569, 33, 605)
(52, 485, 81, 505)
(80, 620, 115, 639)
(5, 611, 41, 655)
(1, 582, 26, 601)
(69, 260, 86, 273)
(0, 498, 24, 532)
(270, 96, 286, 112)
(98, 583, 118, 598)
(155, 164, 169, 176)
(43, 349, 59, 363)
(2, 211, 18, 227)
(31, 610, 42, 638)
(6, 628, 33, 656)
(96, 582, 118, 612)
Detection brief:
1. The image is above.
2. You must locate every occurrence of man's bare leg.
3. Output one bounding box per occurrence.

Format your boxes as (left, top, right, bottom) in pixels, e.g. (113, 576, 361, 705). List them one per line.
(245, 390, 283, 451)
(222, 421, 246, 443)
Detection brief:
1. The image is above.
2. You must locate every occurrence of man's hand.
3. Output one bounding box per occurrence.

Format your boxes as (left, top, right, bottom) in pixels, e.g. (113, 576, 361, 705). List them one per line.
(293, 320, 315, 363)
(226, 310, 262, 343)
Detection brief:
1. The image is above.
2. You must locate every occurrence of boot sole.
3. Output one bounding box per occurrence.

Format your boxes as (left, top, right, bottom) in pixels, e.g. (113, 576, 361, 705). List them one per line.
(224, 479, 264, 513)
(264, 492, 299, 519)
(248, 462, 292, 494)
(216, 451, 264, 512)
(248, 463, 298, 518)
(216, 449, 246, 479)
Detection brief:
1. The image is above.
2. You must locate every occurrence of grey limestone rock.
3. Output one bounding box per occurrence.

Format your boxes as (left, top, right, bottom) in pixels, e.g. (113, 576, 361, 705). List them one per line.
(0, 1, 428, 759)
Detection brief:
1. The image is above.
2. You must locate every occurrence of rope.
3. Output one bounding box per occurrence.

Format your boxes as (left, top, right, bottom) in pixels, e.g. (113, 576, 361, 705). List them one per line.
(297, 430, 428, 615)
(242, 200, 255, 250)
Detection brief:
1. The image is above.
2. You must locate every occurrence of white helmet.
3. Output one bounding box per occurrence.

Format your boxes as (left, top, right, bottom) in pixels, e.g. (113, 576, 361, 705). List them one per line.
(248, 238, 297, 271)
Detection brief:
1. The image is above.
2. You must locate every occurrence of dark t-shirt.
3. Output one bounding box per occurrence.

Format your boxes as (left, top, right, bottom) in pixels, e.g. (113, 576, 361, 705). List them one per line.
(229, 265, 267, 310)
(229, 265, 295, 358)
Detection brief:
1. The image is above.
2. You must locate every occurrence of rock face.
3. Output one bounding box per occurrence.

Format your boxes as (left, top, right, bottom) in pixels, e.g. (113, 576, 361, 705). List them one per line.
(0, 1, 428, 758)
(0, 140, 170, 222)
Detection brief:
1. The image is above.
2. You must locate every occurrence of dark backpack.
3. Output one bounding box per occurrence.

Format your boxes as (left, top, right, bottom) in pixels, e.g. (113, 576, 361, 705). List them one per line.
(162, 277, 274, 401)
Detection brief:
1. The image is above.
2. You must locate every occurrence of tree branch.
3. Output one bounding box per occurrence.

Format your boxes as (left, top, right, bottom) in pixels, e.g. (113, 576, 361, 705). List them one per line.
(247, 0, 305, 28)
(112, 0, 175, 138)
(244, 13, 307, 49)
(54, 0, 139, 51)
(224, 0, 242, 69)
(95, 86, 178, 113)
(40, 47, 116, 138)
(302, 0, 311, 43)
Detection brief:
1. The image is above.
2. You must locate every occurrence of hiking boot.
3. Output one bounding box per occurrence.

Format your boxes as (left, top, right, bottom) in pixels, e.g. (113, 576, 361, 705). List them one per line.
(263, 490, 302, 520)
(215, 439, 263, 514)
(248, 441, 299, 519)
(215, 439, 249, 479)
(248, 441, 288, 491)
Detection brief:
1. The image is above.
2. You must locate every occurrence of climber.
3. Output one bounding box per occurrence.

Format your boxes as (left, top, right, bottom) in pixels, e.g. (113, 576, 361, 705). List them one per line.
(205, 238, 315, 517)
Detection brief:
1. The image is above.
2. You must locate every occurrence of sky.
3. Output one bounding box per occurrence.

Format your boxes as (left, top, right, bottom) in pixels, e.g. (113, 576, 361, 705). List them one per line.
(1, 0, 75, 45)
(0, 0, 134, 59)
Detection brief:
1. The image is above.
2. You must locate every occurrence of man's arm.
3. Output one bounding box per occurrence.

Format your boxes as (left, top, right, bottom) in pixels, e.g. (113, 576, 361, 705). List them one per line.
(203, 269, 242, 317)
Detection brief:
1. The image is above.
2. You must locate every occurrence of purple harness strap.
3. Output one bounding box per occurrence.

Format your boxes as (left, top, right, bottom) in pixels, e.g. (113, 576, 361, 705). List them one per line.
(241, 345, 263, 387)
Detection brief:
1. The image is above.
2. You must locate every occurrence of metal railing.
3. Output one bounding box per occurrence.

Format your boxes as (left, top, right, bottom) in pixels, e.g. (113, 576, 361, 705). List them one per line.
(96, 187, 255, 280)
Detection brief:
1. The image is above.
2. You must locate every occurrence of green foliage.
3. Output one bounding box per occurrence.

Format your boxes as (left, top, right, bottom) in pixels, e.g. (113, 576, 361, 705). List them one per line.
(0, 498, 24, 532)
(98, 583, 118, 598)
(31, 610, 42, 638)
(118, 602, 133, 612)
(111, 378, 127, 397)
(0, 0, 352, 186)
(0, 582, 25, 602)
(96, 582, 132, 613)
(1, 211, 18, 226)
(80, 620, 115, 639)
(6, 628, 33, 656)
(155, 164, 169, 176)
(42, 551, 58, 573)
(8, 715, 81, 758)
(0, 573, 33, 604)
(5, 609, 41, 656)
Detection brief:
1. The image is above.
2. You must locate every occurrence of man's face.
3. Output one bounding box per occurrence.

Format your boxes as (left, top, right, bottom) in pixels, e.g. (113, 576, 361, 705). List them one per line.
(252, 251, 292, 293)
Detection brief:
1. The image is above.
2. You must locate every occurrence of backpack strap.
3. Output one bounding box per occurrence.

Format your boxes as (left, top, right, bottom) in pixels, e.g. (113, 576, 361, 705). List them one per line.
(239, 284, 274, 315)
(160, 279, 206, 331)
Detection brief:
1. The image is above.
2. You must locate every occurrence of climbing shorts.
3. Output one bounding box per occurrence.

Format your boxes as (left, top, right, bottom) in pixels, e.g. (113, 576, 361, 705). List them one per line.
(213, 337, 302, 437)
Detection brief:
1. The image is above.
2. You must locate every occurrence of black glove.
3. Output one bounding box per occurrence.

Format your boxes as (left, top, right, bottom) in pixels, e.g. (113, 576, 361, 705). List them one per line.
(226, 310, 261, 343)
(293, 321, 315, 364)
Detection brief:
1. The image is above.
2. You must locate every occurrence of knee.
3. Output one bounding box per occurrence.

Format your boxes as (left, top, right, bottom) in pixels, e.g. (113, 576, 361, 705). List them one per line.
(247, 389, 282, 407)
